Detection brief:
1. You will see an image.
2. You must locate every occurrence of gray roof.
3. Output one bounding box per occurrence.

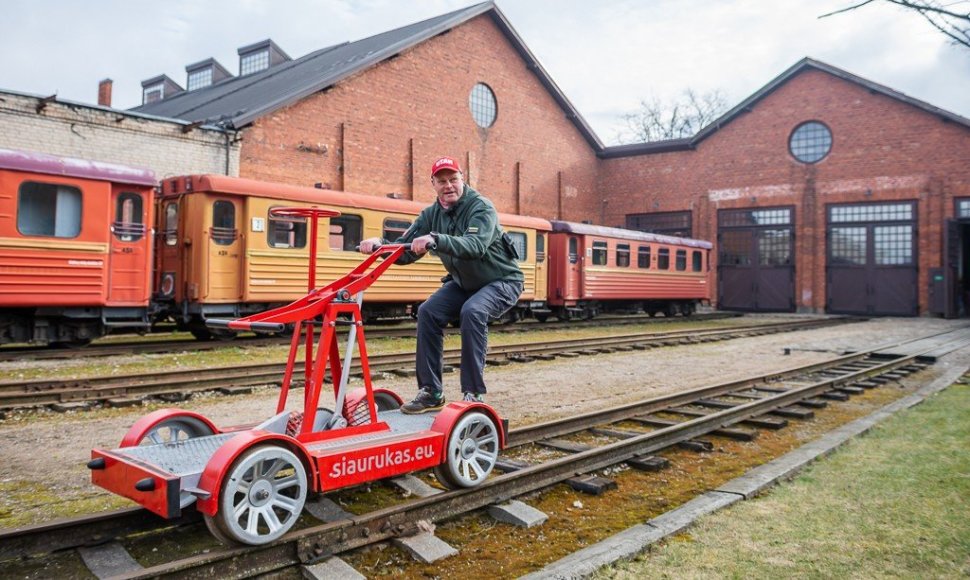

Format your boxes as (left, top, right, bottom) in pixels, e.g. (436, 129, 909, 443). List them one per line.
(130, 2, 602, 148)
(600, 57, 970, 159)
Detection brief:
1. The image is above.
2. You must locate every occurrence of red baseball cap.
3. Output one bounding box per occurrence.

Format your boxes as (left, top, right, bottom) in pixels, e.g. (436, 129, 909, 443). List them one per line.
(431, 156, 462, 177)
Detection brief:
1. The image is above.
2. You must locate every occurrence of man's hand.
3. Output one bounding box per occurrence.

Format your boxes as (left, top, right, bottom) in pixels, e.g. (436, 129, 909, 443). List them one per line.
(359, 237, 383, 254)
(411, 234, 436, 254)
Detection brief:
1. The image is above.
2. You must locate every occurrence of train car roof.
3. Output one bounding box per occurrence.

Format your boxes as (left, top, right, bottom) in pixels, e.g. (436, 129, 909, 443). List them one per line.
(0, 147, 156, 186)
(550, 220, 713, 249)
(163, 174, 552, 231)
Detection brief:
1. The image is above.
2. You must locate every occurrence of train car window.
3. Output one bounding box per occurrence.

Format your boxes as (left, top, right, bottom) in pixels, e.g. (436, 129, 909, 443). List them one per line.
(676, 249, 687, 271)
(113, 193, 144, 242)
(211, 200, 237, 246)
(616, 244, 631, 267)
(568, 237, 578, 264)
(657, 248, 670, 270)
(638, 245, 651, 269)
(507, 231, 527, 263)
(692, 250, 703, 272)
(536, 233, 545, 263)
(268, 208, 307, 249)
(164, 203, 178, 246)
(591, 241, 607, 266)
(383, 218, 411, 242)
(17, 181, 82, 238)
(330, 214, 362, 251)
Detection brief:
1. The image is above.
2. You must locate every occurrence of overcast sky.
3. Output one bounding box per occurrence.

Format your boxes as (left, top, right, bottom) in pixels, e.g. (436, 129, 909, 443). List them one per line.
(3, 0, 968, 144)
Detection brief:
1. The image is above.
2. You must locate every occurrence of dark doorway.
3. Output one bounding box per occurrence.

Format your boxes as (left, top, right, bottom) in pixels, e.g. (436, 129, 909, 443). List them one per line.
(717, 207, 795, 312)
(826, 202, 917, 316)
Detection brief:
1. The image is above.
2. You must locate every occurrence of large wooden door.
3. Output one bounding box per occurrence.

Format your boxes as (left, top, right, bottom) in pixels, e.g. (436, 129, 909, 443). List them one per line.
(826, 202, 917, 316)
(717, 208, 795, 312)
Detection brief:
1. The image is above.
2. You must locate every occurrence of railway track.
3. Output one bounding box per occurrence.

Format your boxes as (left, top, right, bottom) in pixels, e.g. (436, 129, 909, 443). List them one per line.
(0, 313, 738, 362)
(3, 325, 966, 578)
(0, 317, 846, 411)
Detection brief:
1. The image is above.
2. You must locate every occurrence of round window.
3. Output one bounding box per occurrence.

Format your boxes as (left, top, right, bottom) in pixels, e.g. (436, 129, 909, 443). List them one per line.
(789, 121, 832, 163)
(469, 83, 497, 128)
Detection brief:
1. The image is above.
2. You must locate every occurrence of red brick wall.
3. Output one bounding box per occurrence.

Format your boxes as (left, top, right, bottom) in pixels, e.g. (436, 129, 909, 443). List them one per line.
(239, 14, 599, 221)
(235, 21, 970, 316)
(600, 69, 970, 314)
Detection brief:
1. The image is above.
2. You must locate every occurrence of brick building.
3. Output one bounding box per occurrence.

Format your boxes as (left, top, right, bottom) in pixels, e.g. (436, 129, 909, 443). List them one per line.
(0, 89, 238, 179)
(114, 3, 970, 316)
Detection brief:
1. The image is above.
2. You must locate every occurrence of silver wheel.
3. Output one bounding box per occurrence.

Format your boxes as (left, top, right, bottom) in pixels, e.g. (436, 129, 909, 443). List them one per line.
(434, 411, 499, 489)
(138, 417, 211, 446)
(136, 416, 213, 509)
(206, 445, 307, 545)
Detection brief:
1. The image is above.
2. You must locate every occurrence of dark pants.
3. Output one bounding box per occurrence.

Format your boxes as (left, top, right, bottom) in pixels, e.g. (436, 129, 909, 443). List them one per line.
(415, 279, 522, 396)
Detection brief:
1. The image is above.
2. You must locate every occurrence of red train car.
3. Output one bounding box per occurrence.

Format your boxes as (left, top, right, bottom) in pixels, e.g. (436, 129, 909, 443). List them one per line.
(546, 220, 712, 320)
(0, 148, 157, 346)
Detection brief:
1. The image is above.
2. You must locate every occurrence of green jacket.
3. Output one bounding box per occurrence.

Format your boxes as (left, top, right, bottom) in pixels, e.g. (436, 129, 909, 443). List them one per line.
(392, 185, 523, 291)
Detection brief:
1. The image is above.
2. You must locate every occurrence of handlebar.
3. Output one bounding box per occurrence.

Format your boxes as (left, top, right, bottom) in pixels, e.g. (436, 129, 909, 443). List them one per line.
(357, 242, 436, 253)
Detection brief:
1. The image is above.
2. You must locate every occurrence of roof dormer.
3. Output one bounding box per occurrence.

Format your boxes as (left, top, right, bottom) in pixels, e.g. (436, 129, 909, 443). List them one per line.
(185, 58, 233, 91)
(140, 74, 184, 104)
(237, 39, 291, 76)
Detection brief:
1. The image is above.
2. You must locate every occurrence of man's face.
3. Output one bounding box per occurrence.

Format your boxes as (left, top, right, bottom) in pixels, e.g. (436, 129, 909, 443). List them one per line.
(431, 169, 464, 209)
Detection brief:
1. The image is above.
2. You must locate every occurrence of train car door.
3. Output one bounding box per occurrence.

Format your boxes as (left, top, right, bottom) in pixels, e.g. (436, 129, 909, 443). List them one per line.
(107, 186, 150, 303)
(565, 235, 582, 299)
(534, 232, 549, 300)
(206, 198, 242, 300)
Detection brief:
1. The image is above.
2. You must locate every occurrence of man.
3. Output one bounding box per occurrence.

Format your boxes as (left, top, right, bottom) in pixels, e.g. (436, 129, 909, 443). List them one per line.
(359, 156, 523, 413)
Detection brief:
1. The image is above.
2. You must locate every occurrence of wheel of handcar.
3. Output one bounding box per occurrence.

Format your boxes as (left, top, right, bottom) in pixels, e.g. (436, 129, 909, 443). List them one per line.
(133, 416, 214, 509)
(204, 444, 308, 546)
(136, 416, 213, 446)
(433, 411, 499, 489)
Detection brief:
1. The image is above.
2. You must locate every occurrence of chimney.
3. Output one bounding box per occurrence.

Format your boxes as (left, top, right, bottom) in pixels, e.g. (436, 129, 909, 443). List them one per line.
(98, 78, 113, 107)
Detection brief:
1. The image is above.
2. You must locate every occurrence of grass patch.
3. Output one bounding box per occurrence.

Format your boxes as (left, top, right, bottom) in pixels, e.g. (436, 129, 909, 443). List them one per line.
(600, 382, 970, 579)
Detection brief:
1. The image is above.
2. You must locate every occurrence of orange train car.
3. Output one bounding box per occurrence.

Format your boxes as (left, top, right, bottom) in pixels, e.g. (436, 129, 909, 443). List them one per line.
(546, 220, 712, 320)
(155, 175, 551, 338)
(0, 148, 157, 346)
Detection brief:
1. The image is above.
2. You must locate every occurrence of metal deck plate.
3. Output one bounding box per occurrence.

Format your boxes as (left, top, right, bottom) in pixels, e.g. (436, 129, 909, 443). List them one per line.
(114, 433, 237, 476)
(305, 410, 438, 452)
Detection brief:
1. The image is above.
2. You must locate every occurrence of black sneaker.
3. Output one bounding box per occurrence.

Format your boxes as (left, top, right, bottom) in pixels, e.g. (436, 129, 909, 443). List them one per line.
(462, 392, 484, 403)
(401, 388, 445, 414)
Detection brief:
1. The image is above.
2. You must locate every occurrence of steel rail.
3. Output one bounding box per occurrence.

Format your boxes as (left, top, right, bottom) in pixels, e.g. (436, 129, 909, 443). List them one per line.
(0, 333, 970, 577)
(0, 318, 844, 409)
(62, 329, 970, 579)
(0, 313, 741, 362)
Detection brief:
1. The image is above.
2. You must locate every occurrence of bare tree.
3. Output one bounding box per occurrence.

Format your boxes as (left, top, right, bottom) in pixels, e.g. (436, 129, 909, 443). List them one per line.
(820, 0, 970, 49)
(615, 88, 729, 144)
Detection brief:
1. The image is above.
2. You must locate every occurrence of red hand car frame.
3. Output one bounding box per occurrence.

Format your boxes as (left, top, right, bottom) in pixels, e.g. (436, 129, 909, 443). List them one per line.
(89, 207, 506, 546)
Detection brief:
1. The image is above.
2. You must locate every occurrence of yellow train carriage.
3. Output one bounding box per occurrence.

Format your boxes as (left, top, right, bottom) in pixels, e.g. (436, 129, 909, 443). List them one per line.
(155, 175, 549, 338)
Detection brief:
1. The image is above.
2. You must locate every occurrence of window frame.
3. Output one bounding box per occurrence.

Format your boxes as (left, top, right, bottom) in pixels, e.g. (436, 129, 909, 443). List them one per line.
(267, 206, 307, 249)
(591, 240, 608, 266)
(789, 120, 832, 164)
(616, 243, 631, 268)
(468, 82, 498, 128)
(329, 214, 363, 252)
(382, 218, 412, 242)
(637, 245, 651, 269)
(113, 192, 145, 242)
(211, 200, 237, 246)
(16, 180, 82, 239)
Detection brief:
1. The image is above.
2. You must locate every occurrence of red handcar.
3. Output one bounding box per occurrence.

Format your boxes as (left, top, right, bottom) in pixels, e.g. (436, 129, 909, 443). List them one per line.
(89, 207, 506, 545)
